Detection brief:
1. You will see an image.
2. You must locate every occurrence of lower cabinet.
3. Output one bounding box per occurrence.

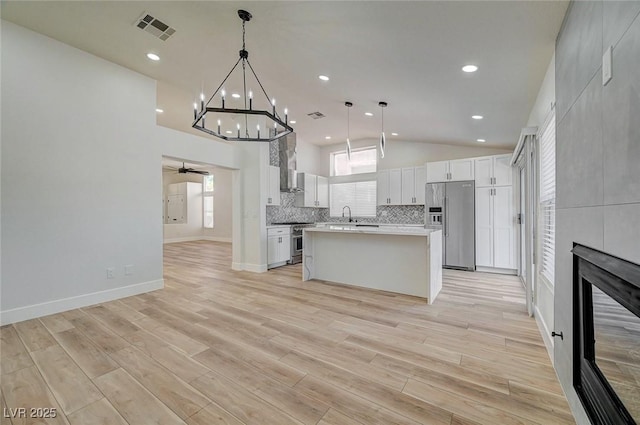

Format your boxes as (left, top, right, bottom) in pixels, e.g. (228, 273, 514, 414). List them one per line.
(475, 186, 516, 270)
(267, 227, 291, 269)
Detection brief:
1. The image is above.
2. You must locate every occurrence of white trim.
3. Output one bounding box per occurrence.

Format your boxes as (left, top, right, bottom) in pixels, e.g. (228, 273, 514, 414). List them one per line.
(534, 304, 554, 363)
(0, 279, 164, 325)
(231, 262, 267, 273)
(201, 236, 232, 243)
(510, 127, 538, 166)
(475, 266, 518, 275)
(164, 236, 232, 244)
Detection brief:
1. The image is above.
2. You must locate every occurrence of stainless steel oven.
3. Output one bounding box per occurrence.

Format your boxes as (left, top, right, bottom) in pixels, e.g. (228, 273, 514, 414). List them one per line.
(291, 229, 304, 264)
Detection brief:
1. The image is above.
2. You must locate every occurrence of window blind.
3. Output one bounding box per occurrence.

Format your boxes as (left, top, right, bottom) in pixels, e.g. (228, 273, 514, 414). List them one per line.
(539, 112, 556, 285)
(330, 181, 377, 217)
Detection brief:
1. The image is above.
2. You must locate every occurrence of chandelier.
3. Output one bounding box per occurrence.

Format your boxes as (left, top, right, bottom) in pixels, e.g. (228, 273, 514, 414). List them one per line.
(192, 10, 293, 142)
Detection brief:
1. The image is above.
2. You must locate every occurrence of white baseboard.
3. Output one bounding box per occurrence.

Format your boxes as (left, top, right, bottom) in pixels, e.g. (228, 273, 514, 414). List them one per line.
(534, 304, 554, 364)
(164, 236, 232, 244)
(0, 279, 164, 325)
(475, 266, 518, 275)
(231, 262, 267, 273)
(163, 236, 203, 244)
(201, 236, 232, 243)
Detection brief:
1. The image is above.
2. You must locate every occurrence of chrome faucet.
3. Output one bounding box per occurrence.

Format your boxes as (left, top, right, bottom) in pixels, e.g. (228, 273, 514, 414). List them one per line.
(342, 206, 353, 222)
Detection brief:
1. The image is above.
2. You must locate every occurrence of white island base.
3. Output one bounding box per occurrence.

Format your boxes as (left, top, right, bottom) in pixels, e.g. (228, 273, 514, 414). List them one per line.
(302, 227, 442, 304)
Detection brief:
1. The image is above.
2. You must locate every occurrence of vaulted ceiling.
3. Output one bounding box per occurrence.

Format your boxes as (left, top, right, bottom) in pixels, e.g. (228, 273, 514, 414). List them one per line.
(1, 1, 568, 148)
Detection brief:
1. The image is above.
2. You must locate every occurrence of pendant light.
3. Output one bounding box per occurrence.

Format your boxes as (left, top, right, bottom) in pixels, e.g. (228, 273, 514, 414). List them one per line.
(345, 101, 353, 161)
(192, 10, 293, 142)
(378, 101, 387, 158)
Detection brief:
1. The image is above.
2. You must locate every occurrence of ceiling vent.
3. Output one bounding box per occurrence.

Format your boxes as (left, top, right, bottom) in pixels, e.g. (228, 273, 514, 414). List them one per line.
(134, 12, 176, 41)
(307, 111, 325, 120)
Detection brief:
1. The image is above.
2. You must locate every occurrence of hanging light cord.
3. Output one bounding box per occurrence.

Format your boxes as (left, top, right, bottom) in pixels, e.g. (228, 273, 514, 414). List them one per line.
(347, 106, 350, 140)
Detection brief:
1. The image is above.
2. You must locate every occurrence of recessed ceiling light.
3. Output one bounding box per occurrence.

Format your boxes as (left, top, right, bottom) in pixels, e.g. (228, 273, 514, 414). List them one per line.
(365, 112, 373, 117)
(155, 108, 164, 113)
(318, 75, 329, 81)
(290, 120, 296, 124)
(472, 115, 483, 120)
(325, 136, 331, 140)
(477, 138, 486, 143)
(146, 53, 160, 61)
(391, 132, 398, 136)
(462, 65, 478, 73)
(231, 93, 241, 98)
(226, 130, 233, 134)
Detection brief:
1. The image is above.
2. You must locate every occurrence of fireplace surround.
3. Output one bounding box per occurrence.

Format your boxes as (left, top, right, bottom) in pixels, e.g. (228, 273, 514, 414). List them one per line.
(572, 244, 640, 425)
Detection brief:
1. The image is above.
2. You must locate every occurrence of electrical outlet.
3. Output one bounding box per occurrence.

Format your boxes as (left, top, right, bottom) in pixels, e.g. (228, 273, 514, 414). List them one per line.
(106, 267, 115, 279)
(125, 264, 134, 276)
(381, 210, 388, 217)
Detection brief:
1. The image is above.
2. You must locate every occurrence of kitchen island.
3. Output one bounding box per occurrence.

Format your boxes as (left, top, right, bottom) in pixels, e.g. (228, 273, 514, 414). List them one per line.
(302, 225, 442, 304)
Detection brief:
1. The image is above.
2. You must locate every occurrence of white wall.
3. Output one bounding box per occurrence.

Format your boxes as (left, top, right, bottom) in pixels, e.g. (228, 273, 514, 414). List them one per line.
(318, 138, 512, 176)
(0, 21, 246, 324)
(296, 138, 323, 176)
(527, 53, 556, 128)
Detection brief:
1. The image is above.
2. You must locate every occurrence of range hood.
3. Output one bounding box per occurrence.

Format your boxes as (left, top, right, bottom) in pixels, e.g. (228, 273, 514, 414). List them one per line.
(279, 132, 301, 192)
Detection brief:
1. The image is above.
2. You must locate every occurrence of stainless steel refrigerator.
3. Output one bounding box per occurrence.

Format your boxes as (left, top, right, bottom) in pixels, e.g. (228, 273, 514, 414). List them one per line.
(425, 181, 475, 271)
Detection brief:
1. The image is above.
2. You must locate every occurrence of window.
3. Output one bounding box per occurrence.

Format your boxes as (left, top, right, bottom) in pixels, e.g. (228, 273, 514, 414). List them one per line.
(203, 175, 214, 229)
(329, 181, 377, 217)
(331, 147, 377, 176)
(538, 112, 555, 285)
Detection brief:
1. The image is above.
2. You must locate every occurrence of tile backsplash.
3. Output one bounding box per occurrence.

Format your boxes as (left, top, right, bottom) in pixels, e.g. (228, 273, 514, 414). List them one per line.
(267, 192, 425, 225)
(267, 192, 325, 224)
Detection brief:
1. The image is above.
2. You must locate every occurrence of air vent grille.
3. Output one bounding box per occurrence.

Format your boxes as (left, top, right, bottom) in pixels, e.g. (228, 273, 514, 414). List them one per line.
(134, 12, 176, 41)
(307, 111, 325, 120)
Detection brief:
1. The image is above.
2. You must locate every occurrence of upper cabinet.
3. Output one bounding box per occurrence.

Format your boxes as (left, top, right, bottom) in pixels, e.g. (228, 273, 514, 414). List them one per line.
(377, 169, 403, 205)
(295, 173, 328, 208)
(267, 165, 281, 205)
(401, 166, 427, 205)
(426, 159, 474, 183)
(474, 154, 512, 187)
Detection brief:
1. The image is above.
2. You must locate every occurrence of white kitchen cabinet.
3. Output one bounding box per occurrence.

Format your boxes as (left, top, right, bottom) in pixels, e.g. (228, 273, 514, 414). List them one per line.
(267, 165, 281, 205)
(316, 176, 329, 208)
(377, 169, 402, 205)
(401, 166, 427, 205)
(295, 173, 328, 208)
(449, 159, 475, 181)
(426, 159, 474, 183)
(425, 161, 449, 183)
(474, 154, 512, 188)
(475, 186, 515, 270)
(267, 226, 291, 268)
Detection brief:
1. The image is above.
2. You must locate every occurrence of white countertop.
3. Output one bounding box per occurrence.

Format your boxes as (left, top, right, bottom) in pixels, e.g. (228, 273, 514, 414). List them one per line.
(305, 224, 435, 237)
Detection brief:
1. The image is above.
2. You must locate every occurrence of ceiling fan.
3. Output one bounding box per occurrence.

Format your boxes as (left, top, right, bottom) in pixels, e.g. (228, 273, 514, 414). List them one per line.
(164, 162, 210, 175)
(179, 162, 209, 175)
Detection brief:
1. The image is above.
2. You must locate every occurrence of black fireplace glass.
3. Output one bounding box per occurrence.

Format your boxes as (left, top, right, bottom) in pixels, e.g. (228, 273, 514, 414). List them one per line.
(592, 285, 640, 421)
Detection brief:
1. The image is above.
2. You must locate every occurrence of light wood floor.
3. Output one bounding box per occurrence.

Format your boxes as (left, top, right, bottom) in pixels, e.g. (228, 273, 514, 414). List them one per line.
(1, 240, 574, 425)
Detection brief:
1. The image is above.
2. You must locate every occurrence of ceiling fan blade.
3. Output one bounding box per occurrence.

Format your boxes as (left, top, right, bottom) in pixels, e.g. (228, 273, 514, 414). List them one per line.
(190, 170, 209, 175)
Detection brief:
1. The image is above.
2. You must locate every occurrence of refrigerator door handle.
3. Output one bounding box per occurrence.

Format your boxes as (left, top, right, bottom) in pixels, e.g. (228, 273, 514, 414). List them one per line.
(444, 197, 448, 237)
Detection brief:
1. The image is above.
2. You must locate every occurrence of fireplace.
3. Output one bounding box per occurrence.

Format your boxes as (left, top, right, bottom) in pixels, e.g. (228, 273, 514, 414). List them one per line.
(572, 244, 640, 425)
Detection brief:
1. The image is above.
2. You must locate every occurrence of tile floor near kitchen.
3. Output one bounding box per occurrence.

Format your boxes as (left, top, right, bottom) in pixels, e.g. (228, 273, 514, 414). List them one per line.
(0, 241, 574, 425)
